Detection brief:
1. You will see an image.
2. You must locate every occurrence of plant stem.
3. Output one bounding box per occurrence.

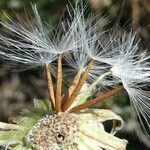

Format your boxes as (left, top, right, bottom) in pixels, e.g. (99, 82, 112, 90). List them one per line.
(69, 86, 123, 113)
(45, 64, 55, 110)
(62, 60, 94, 111)
(132, 0, 140, 30)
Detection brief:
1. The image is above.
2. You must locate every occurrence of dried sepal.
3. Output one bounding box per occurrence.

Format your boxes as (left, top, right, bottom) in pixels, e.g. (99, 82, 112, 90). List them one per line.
(78, 109, 127, 150)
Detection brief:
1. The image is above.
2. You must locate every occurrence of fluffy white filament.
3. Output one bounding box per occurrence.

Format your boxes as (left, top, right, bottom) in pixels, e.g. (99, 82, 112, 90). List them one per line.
(105, 32, 150, 144)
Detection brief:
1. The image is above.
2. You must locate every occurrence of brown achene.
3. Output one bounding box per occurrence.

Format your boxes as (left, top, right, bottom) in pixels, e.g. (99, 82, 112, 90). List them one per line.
(61, 70, 82, 104)
(45, 64, 55, 110)
(61, 60, 94, 111)
(55, 54, 63, 112)
(45, 58, 123, 113)
(69, 86, 123, 113)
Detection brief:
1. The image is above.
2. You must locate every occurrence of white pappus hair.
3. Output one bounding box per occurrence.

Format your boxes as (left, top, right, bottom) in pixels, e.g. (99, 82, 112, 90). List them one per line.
(0, 4, 83, 71)
(106, 32, 150, 145)
(0, 5, 57, 71)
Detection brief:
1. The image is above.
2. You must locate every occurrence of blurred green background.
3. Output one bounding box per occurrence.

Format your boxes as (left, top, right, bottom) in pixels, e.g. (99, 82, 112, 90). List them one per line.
(0, 0, 149, 149)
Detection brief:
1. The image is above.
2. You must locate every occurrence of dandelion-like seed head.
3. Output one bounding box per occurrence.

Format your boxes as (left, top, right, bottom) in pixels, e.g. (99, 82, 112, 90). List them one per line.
(0, 2, 149, 150)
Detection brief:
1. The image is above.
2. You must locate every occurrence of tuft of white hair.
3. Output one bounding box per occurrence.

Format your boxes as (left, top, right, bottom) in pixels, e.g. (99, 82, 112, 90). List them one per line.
(0, 5, 57, 71)
(105, 31, 150, 145)
(0, 4, 82, 71)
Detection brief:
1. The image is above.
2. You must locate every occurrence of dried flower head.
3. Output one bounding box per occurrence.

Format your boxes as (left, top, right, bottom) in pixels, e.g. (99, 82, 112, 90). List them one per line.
(0, 3, 149, 150)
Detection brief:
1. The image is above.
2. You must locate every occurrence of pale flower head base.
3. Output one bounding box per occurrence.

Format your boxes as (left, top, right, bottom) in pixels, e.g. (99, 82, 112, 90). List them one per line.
(0, 99, 127, 150)
(0, 3, 149, 149)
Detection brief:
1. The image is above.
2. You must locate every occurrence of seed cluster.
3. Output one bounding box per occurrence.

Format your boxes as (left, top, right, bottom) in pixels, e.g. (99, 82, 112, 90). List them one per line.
(27, 112, 79, 149)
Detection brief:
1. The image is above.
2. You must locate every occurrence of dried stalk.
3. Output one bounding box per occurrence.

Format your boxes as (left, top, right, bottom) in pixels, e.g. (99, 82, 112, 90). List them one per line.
(140, 0, 150, 13)
(55, 54, 62, 112)
(132, 0, 140, 30)
(69, 86, 123, 113)
(62, 60, 94, 111)
(45, 64, 55, 110)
